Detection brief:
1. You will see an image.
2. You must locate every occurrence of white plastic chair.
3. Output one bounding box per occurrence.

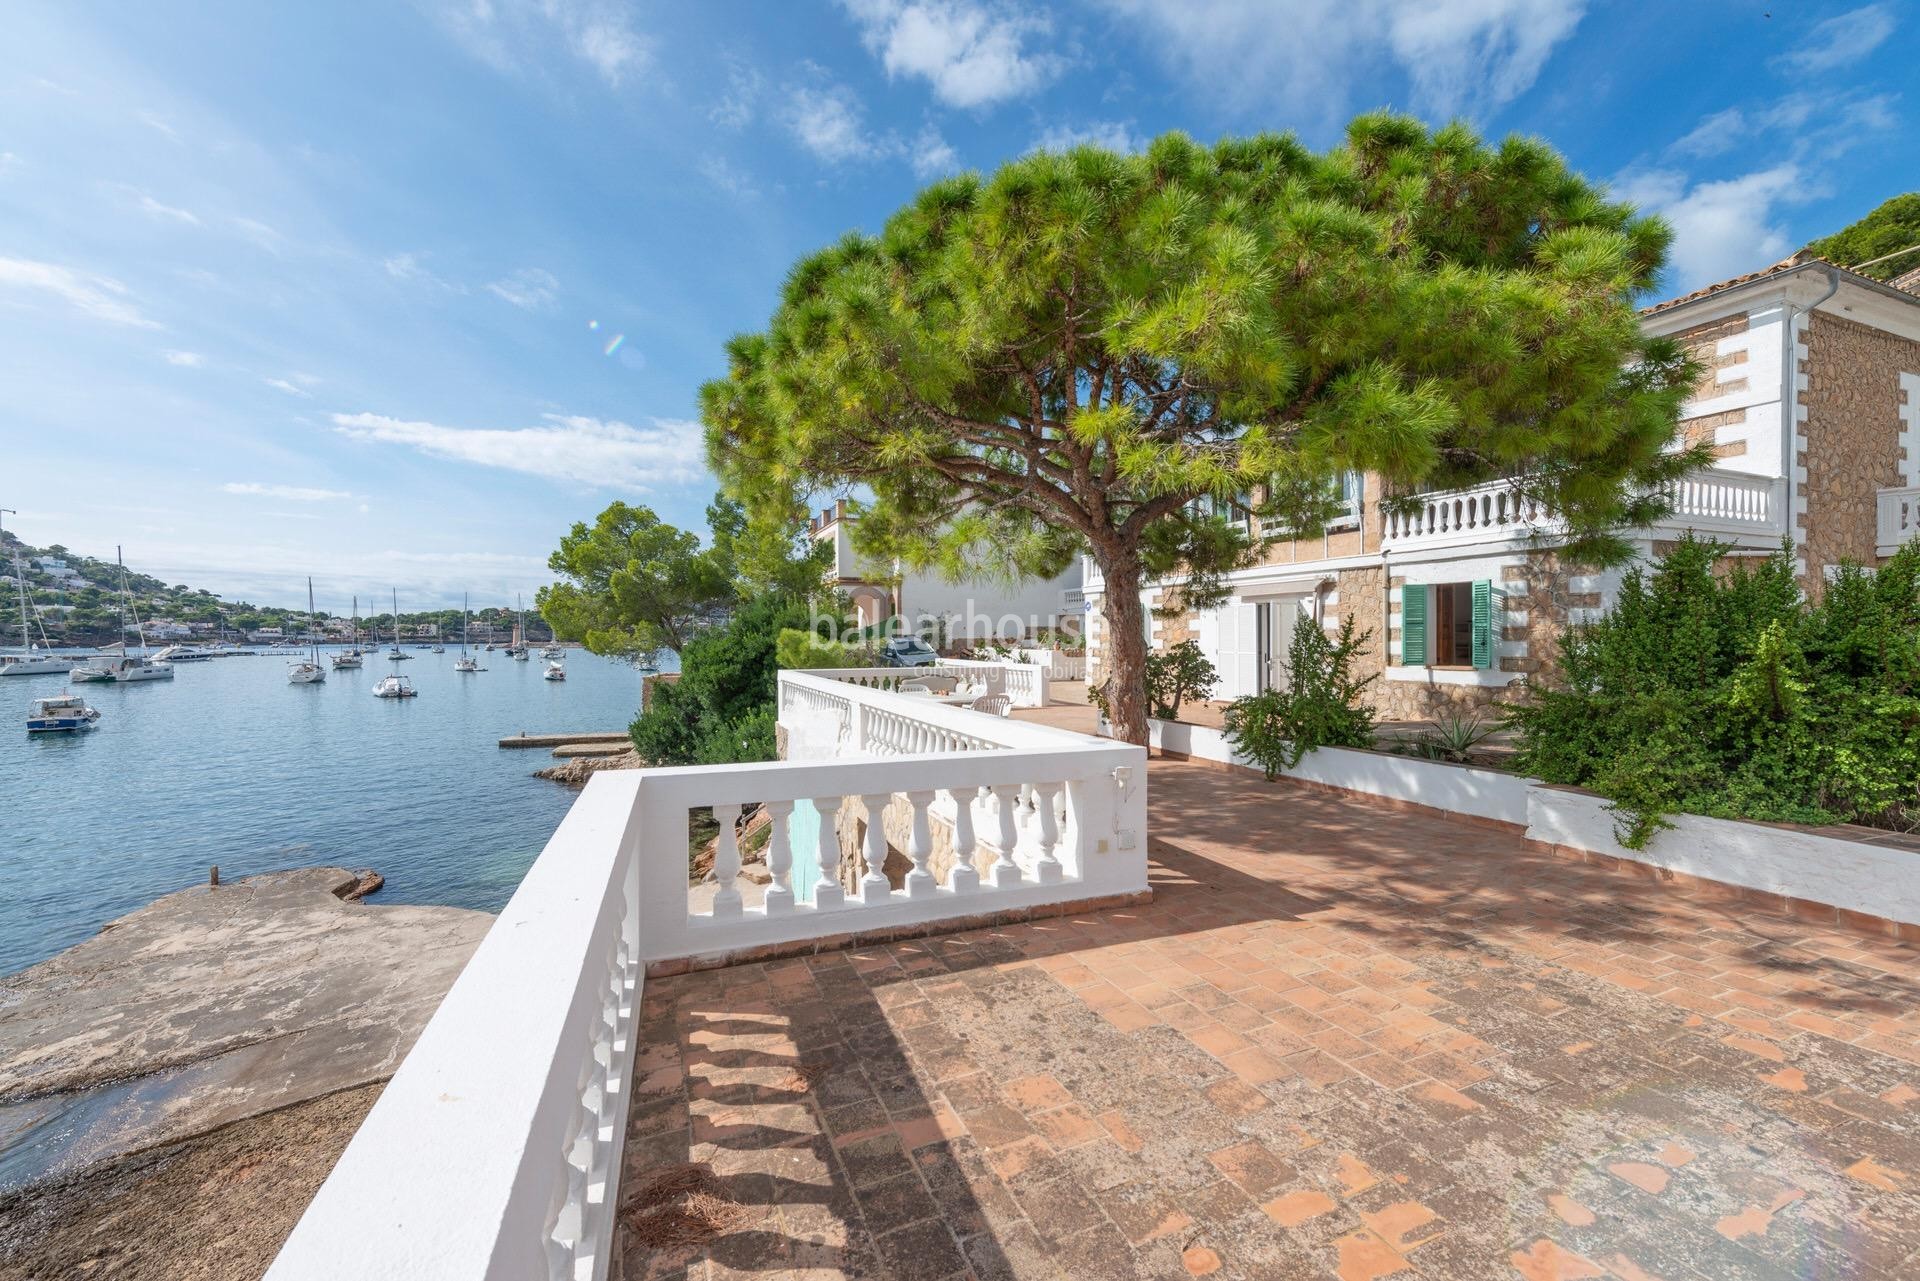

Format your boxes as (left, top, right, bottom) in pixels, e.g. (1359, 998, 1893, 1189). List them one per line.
(969, 693, 1011, 717)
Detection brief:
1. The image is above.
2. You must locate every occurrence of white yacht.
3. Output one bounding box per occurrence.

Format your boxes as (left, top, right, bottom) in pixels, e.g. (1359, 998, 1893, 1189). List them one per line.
(288, 578, 326, 684)
(74, 548, 175, 683)
(333, 596, 364, 669)
(2, 543, 82, 676)
(542, 660, 566, 681)
(371, 673, 416, 699)
(540, 644, 562, 659)
(150, 645, 212, 663)
(27, 692, 100, 733)
(386, 590, 411, 660)
(453, 594, 482, 672)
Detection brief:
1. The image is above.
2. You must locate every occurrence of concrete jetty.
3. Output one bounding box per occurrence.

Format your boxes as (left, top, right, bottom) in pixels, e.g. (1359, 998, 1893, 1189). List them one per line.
(497, 730, 630, 749)
(549, 741, 633, 758)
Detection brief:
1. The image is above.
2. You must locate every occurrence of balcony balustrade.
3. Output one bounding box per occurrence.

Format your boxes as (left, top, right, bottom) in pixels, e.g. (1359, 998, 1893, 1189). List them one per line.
(1878, 485, 1920, 555)
(267, 670, 1145, 1281)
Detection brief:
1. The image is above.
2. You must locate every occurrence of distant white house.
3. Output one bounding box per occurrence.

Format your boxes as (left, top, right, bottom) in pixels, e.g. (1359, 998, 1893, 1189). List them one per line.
(809, 500, 1084, 641)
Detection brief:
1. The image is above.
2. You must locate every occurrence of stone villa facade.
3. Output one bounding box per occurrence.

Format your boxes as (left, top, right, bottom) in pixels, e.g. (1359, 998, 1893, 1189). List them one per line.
(1083, 255, 1920, 721)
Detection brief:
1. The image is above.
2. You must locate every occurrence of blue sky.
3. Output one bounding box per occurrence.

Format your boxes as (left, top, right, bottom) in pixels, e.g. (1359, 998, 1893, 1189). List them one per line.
(1, 0, 1910, 611)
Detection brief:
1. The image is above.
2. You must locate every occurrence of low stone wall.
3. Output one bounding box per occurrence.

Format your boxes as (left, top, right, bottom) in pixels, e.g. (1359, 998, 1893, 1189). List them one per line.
(1145, 716, 1920, 938)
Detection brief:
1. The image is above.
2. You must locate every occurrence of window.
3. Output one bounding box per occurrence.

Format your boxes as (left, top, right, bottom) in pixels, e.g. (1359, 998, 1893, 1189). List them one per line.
(1400, 581, 1502, 670)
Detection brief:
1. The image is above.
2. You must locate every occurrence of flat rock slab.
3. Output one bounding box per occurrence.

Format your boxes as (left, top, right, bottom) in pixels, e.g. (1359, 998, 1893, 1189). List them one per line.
(499, 730, 628, 749)
(0, 867, 490, 1193)
(550, 741, 634, 758)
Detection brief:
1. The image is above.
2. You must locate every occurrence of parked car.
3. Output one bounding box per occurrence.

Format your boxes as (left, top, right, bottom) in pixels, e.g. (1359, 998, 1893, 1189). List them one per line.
(878, 636, 941, 668)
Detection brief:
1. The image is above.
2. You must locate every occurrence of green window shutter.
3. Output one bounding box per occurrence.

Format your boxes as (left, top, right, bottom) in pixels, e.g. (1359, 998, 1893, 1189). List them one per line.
(1400, 584, 1427, 666)
(1471, 580, 1497, 670)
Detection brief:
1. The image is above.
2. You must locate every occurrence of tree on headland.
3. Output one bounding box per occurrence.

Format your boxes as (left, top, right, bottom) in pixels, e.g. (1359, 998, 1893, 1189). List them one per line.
(537, 502, 737, 656)
(702, 115, 1701, 744)
(1804, 193, 1920, 281)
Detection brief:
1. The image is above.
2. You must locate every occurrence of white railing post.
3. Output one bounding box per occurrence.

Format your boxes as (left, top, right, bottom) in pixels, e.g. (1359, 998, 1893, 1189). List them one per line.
(904, 790, 936, 898)
(989, 784, 1023, 888)
(812, 795, 844, 910)
(1033, 781, 1064, 884)
(711, 802, 742, 919)
(948, 787, 981, 893)
(857, 792, 893, 905)
(764, 799, 794, 915)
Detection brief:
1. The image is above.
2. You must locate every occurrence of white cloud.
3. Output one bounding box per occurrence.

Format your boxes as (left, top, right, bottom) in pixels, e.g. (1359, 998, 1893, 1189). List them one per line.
(710, 57, 763, 128)
(1032, 120, 1140, 154)
(164, 350, 205, 367)
(138, 110, 183, 143)
(698, 155, 759, 197)
(0, 151, 21, 175)
(910, 126, 961, 177)
(264, 375, 316, 397)
(0, 257, 160, 329)
(221, 482, 352, 502)
(486, 266, 560, 309)
(1097, 0, 1584, 122)
(384, 251, 466, 292)
(431, 0, 651, 87)
(1774, 4, 1894, 73)
(329, 411, 707, 490)
(784, 79, 882, 162)
(840, 0, 1061, 109)
(117, 185, 200, 225)
(231, 216, 283, 251)
(1667, 92, 1896, 163)
(1616, 164, 1809, 289)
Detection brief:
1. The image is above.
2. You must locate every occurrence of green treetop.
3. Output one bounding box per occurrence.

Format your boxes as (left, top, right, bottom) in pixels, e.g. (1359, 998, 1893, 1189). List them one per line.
(1804, 193, 1920, 281)
(702, 115, 1700, 744)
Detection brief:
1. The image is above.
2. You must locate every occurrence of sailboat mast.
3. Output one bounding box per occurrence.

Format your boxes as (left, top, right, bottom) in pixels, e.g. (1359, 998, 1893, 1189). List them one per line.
(308, 577, 319, 662)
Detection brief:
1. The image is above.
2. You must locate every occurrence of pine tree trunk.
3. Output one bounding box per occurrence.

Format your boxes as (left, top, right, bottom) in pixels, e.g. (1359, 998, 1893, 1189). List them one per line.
(1098, 556, 1150, 746)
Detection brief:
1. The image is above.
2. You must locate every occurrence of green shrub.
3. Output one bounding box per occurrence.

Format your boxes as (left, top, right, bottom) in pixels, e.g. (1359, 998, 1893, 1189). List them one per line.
(1146, 639, 1218, 720)
(630, 595, 812, 766)
(1222, 615, 1377, 778)
(1387, 713, 1499, 764)
(775, 627, 871, 669)
(1507, 536, 1920, 847)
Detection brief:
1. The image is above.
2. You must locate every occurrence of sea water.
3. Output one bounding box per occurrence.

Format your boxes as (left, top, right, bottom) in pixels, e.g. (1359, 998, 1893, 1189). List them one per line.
(0, 648, 669, 975)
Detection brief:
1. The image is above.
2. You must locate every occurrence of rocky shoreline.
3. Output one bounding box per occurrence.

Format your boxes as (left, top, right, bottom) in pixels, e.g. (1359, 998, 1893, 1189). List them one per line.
(0, 867, 491, 1279)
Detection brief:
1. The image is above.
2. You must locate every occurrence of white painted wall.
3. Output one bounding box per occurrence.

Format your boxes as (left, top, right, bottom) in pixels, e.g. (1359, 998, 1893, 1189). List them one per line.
(1145, 716, 1920, 927)
(1529, 788, 1920, 926)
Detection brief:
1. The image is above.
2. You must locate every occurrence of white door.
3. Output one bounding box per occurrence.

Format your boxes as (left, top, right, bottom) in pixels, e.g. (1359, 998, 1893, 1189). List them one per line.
(1210, 602, 1258, 699)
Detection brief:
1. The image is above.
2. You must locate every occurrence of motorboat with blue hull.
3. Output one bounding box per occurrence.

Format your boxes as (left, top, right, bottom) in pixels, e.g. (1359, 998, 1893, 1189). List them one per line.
(27, 693, 100, 733)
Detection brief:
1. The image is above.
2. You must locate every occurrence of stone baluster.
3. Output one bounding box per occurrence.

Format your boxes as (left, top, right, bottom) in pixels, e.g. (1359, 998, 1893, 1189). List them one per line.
(989, 783, 1023, 888)
(858, 793, 893, 905)
(764, 799, 794, 915)
(812, 796, 844, 909)
(1033, 781, 1064, 884)
(947, 787, 980, 893)
(904, 790, 936, 898)
(711, 802, 743, 918)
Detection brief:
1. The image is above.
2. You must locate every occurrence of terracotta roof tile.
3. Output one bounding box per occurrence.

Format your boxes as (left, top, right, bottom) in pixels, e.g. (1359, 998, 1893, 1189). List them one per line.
(1640, 251, 1820, 317)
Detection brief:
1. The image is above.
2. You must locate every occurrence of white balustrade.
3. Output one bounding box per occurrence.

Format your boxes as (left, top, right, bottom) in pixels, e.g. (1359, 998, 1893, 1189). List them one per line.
(271, 674, 1146, 1281)
(1879, 486, 1920, 555)
(1380, 467, 1784, 551)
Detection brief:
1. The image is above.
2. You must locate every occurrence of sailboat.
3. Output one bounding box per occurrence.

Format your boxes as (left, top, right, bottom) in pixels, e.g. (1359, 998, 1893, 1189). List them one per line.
(386, 589, 411, 660)
(75, 548, 174, 683)
(1, 538, 82, 676)
(510, 595, 529, 660)
(288, 578, 326, 684)
(453, 594, 481, 672)
(332, 596, 364, 669)
(542, 658, 566, 681)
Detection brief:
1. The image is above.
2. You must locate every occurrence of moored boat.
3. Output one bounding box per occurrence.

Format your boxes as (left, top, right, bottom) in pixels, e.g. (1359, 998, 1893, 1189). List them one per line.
(542, 660, 566, 681)
(288, 577, 327, 684)
(26, 692, 101, 733)
(3, 541, 81, 676)
(371, 673, 416, 699)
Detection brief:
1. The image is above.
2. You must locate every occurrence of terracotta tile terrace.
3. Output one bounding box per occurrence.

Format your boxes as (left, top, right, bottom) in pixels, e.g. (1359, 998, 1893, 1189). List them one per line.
(613, 757, 1920, 1281)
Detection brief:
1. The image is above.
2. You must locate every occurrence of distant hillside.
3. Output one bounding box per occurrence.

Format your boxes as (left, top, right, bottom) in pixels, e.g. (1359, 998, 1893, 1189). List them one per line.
(0, 533, 546, 647)
(1804, 193, 1920, 281)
